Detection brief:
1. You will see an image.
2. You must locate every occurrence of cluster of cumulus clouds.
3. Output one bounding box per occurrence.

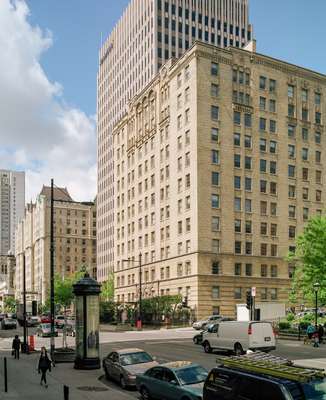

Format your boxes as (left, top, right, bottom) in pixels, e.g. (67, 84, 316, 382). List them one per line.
(0, 0, 96, 201)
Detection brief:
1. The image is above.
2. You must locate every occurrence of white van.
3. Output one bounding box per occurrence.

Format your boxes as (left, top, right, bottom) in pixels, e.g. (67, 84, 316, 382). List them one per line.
(201, 321, 276, 355)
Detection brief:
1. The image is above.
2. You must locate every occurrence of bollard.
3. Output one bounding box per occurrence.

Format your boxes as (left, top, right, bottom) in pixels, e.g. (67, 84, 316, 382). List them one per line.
(4, 357, 8, 393)
(29, 335, 35, 352)
(64, 385, 69, 400)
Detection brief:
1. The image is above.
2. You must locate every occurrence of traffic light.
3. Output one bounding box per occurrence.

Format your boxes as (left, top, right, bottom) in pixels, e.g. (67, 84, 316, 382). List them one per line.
(246, 291, 252, 310)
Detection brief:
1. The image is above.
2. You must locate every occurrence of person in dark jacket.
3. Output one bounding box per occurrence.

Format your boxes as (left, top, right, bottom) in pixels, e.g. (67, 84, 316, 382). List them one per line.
(318, 324, 324, 344)
(38, 347, 52, 387)
(12, 335, 21, 359)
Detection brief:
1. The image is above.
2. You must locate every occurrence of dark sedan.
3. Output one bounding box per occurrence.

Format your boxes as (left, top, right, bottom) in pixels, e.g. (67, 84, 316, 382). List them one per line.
(103, 348, 158, 389)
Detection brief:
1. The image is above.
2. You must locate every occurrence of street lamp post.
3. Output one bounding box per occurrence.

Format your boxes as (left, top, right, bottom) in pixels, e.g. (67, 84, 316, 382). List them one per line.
(50, 179, 55, 360)
(122, 253, 142, 329)
(313, 282, 320, 330)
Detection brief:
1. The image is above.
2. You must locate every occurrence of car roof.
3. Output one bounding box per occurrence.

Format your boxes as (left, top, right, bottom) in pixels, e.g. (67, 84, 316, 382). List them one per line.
(115, 348, 146, 355)
(212, 366, 299, 386)
(162, 361, 197, 370)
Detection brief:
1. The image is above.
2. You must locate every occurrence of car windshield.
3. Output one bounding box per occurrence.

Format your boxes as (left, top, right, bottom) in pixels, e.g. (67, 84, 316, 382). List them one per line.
(302, 379, 326, 399)
(119, 352, 153, 366)
(175, 366, 208, 385)
(5, 319, 15, 323)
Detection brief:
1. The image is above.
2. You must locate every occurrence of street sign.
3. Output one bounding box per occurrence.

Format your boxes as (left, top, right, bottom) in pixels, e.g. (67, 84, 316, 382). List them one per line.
(251, 287, 256, 297)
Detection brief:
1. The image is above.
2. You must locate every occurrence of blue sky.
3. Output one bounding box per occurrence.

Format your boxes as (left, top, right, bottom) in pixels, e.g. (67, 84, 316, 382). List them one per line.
(26, 0, 326, 117)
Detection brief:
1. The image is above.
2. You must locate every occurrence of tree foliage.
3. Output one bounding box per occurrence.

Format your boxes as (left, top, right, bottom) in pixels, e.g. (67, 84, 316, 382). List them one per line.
(54, 271, 84, 310)
(288, 216, 326, 304)
(4, 297, 16, 313)
(141, 295, 182, 321)
(100, 273, 114, 301)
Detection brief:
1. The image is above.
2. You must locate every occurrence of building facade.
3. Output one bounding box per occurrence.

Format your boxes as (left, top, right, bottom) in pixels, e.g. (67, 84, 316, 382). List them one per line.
(0, 170, 25, 255)
(0, 254, 15, 310)
(112, 41, 325, 318)
(15, 187, 96, 304)
(97, 0, 252, 282)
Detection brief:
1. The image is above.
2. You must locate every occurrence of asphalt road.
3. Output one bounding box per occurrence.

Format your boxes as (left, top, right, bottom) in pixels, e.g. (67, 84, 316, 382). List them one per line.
(97, 338, 326, 399)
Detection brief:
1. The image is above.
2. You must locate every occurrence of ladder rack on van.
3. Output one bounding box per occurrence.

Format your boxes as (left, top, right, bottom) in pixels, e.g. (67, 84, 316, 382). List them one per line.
(216, 355, 325, 383)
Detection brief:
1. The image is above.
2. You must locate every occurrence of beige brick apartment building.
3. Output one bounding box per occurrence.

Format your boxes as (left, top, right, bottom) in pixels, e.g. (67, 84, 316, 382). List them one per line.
(113, 41, 325, 318)
(15, 187, 97, 304)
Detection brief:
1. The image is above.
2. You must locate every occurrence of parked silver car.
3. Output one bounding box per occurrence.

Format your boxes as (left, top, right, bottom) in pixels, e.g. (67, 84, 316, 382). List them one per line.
(1, 318, 17, 330)
(36, 323, 58, 337)
(103, 348, 159, 389)
(192, 315, 224, 330)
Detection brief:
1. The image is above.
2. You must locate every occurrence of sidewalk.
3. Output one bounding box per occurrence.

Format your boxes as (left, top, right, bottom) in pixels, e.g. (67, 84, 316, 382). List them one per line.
(0, 350, 133, 400)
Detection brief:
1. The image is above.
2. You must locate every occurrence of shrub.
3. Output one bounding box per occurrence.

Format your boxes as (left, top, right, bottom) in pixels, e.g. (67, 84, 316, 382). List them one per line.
(278, 321, 291, 330)
(287, 313, 295, 322)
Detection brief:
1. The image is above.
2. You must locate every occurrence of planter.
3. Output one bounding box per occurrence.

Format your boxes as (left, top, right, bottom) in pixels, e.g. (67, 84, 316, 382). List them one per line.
(54, 347, 75, 363)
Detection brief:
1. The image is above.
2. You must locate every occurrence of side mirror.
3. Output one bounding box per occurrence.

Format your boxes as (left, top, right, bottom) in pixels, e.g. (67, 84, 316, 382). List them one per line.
(170, 380, 178, 386)
(152, 356, 157, 361)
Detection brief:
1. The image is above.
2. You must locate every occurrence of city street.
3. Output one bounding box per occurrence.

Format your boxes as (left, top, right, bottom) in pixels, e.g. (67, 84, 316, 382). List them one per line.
(1, 327, 326, 399)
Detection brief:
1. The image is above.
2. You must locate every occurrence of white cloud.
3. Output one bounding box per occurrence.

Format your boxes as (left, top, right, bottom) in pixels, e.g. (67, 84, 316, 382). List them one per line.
(0, 0, 96, 202)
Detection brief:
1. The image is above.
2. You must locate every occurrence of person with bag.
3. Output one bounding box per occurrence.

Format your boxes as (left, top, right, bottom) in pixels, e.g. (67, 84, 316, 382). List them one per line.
(12, 335, 21, 359)
(38, 347, 52, 388)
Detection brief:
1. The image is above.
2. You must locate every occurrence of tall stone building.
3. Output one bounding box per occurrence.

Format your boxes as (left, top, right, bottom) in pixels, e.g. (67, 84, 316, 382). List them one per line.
(0, 254, 15, 309)
(0, 170, 25, 255)
(97, 0, 253, 282)
(15, 186, 96, 304)
(112, 41, 325, 318)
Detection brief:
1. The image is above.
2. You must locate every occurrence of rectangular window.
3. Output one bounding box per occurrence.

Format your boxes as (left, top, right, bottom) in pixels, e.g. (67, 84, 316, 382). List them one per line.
(259, 76, 266, 90)
(271, 223, 277, 236)
(289, 226, 296, 239)
(260, 222, 267, 235)
(260, 138, 267, 152)
(211, 83, 219, 97)
(234, 111, 241, 125)
(234, 154, 241, 168)
(245, 220, 252, 233)
(211, 127, 219, 142)
(302, 168, 308, 181)
(260, 201, 267, 216)
(316, 151, 321, 163)
(211, 62, 219, 76)
(245, 242, 252, 255)
(244, 113, 251, 127)
(261, 264, 268, 277)
(302, 88, 308, 102)
(315, 92, 321, 105)
(234, 133, 241, 146)
(211, 150, 219, 164)
(234, 197, 241, 211)
(211, 105, 219, 120)
(235, 241, 242, 254)
(302, 108, 308, 121)
(259, 96, 266, 110)
(260, 243, 267, 256)
(302, 127, 309, 141)
(212, 286, 220, 299)
(315, 131, 321, 144)
(234, 263, 241, 276)
(303, 187, 309, 200)
(260, 180, 267, 193)
(245, 263, 252, 276)
(289, 205, 296, 218)
(288, 124, 295, 138)
(245, 177, 252, 191)
(212, 262, 220, 275)
(288, 185, 296, 198)
(288, 165, 295, 178)
(288, 85, 294, 98)
(269, 99, 276, 112)
(235, 219, 241, 233)
(269, 79, 276, 93)
(211, 194, 220, 208)
(288, 104, 295, 117)
(245, 199, 252, 213)
(302, 148, 308, 161)
(212, 172, 219, 186)
(234, 176, 241, 189)
(259, 118, 266, 131)
(212, 216, 220, 231)
(303, 207, 309, 221)
(271, 288, 278, 300)
(234, 287, 242, 299)
(245, 135, 252, 148)
(245, 156, 252, 170)
(270, 120, 276, 133)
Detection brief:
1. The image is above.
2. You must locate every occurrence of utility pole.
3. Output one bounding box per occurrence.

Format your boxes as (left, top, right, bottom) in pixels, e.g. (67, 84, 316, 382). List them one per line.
(138, 252, 142, 328)
(22, 253, 27, 352)
(50, 179, 55, 359)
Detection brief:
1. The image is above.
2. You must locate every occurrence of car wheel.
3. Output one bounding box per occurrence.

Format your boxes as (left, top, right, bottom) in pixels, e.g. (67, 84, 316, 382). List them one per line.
(203, 341, 212, 353)
(140, 386, 151, 400)
(234, 343, 244, 356)
(120, 375, 127, 389)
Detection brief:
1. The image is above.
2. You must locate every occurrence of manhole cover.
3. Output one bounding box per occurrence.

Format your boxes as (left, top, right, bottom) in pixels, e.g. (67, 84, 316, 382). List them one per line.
(77, 386, 108, 392)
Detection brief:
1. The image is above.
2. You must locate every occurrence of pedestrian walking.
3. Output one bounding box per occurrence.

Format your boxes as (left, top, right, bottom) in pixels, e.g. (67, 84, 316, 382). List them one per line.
(38, 347, 52, 388)
(318, 324, 324, 344)
(307, 324, 315, 340)
(12, 335, 21, 360)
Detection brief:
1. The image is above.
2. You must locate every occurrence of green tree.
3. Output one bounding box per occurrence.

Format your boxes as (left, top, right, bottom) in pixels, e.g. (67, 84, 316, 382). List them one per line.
(4, 297, 16, 313)
(53, 270, 84, 347)
(288, 216, 326, 305)
(100, 273, 114, 301)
